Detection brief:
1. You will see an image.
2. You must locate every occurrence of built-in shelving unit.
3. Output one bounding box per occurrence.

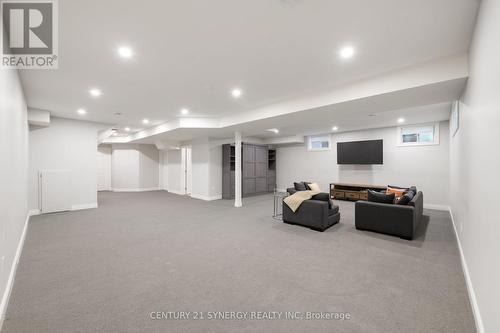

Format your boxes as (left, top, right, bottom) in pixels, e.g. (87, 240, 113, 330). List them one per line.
(268, 149, 276, 192)
(222, 144, 276, 199)
(230, 145, 235, 171)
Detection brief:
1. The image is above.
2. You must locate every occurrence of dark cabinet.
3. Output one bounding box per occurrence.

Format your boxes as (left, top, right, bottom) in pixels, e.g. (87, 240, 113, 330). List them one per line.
(222, 143, 277, 199)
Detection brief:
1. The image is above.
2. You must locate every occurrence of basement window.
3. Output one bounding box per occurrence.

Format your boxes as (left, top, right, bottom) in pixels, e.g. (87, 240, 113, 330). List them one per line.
(397, 122, 440, 146)
(308, 135, 331, 151)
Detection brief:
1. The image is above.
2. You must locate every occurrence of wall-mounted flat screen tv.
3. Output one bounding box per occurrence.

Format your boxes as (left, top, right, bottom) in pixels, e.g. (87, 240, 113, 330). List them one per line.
(337, 140, 383, 164)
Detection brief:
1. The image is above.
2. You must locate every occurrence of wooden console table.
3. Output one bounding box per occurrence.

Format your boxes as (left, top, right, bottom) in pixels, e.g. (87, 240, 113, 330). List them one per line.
(330, 183, 386, 201)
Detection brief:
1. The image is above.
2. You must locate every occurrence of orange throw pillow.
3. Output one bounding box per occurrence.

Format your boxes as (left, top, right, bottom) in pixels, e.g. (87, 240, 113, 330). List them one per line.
(386, 186, 405, 198)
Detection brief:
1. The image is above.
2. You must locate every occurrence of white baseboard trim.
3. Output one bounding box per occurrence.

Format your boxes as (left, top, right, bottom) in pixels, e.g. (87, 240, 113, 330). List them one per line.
(28, 209, 41, 216)
(423, 204, 450, 211)
(0, 212, 30, 330)
(71, 203, 98, 211)
(449, 208, 484, 333)
(28, 204, 97, 216)
(112, 187, 160, 192)
(167, 189, 187, 196)
(190, 194, 222, 201)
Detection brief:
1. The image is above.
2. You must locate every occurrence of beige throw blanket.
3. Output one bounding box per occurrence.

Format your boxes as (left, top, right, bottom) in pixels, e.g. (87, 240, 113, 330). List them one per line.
(284, 190, 320, 212)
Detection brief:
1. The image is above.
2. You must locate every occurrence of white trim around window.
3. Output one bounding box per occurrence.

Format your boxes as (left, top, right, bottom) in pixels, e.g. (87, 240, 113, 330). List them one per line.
(307, 134, 331, 151)
(396, 122, 440, 147)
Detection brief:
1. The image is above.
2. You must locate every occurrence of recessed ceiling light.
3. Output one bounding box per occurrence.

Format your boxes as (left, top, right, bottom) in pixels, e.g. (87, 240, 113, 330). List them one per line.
(267, 128, 279, 134)
(332, 126, 338, 131)
(231, 88, 242, 98)
(142, 119, 149, 124)
(398, 118, 405, 124)
(339, 46, 355, 59)
(118, 46, 133, 58)
(77, 108, 87, 115)
(89, 88, 101, 97)
(181, 108, 189, 115)
(124, 127, 130, 132)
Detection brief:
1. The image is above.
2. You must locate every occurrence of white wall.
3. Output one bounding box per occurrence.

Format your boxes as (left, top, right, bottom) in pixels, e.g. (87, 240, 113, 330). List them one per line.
(189, 138, 223, 200)
(139, 144, 160, 189)
(0, 68, 29, 325)
(111, 144, 159, 191)
(191, 139, 210, 199)
(29, 117, 103, 211)
(159, 150, 168, 190)
(209, 144, 222, 198)
(112, 146, 140, 190)
(277, 121, 450, 207)
(97, 145, 112, 191)
(166, 149, 183, 194)
(450, 1, 500, 331)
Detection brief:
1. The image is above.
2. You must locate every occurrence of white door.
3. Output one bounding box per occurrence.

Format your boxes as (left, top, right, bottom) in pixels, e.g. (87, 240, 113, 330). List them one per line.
(40, 170, 71, 213)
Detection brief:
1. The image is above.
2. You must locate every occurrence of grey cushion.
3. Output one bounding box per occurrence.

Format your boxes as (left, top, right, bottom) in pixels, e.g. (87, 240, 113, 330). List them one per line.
(407, 186, 417, 196)
(294, 182, 307, 191)
(368, 190, 395, 204)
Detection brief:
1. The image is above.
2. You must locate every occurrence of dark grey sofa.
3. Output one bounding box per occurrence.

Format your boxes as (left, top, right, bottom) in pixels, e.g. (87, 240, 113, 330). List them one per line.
(355, 191, 423, 240)
(283, 188, 340, 232)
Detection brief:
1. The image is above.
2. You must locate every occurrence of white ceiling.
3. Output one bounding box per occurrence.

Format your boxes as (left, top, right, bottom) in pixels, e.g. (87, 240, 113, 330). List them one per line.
(21, 0, 479, 138)
(131, 101, 452, 145)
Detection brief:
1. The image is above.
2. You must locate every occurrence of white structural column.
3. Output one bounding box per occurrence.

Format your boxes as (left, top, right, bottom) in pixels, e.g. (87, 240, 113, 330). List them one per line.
(234, 131, 242, 207)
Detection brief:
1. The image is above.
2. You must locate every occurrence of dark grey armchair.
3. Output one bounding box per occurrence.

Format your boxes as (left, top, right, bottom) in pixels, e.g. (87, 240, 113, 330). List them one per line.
(283, 188, 340, 232)
(355, 191, 423, 240)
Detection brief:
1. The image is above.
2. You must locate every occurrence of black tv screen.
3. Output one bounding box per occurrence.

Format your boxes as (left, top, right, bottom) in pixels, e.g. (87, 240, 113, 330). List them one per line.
(337, 140, 383, 164)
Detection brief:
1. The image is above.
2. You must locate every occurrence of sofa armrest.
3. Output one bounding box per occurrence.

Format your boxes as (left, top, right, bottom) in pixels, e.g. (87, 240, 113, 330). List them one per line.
(311, 192, 329, 202)
(409, 192, 423, 233)
(355, 201, 416, 239)
(311, 192, 331, 209)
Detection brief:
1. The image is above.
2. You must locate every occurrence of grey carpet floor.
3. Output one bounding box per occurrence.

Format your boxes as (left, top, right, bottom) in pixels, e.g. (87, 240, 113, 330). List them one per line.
(2, 191, 475, 333)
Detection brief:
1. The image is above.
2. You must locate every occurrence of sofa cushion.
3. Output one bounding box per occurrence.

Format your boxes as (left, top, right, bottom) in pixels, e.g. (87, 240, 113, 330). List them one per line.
(367, 190, 395, 204)
(302, 181, 312, 190)
(387, 186, 405, 198)
(388, 185, 417, 196)
(407, 186, 417, 196)
(308, 182, 321, 192)
(294, 182, 307, 191)
(397, 191, 414, 205)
